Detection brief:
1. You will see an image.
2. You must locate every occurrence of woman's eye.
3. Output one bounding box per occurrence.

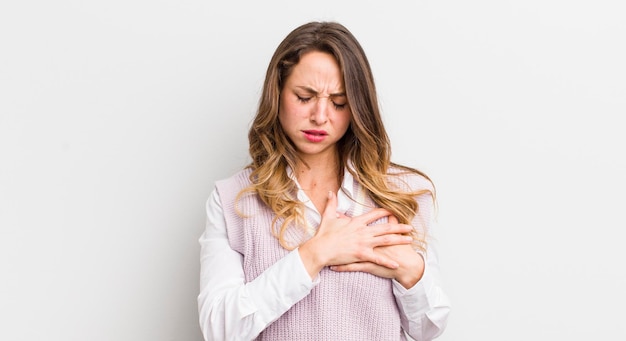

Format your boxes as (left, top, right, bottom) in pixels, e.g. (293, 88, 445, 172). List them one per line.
(296, 95, 311, 103)
(333, 102, 347, 110)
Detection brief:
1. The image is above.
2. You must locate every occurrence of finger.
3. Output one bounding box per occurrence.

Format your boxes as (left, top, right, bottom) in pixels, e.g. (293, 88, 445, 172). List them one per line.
(330, 262, 373, 272)
(388, 214, 399, 224)
(337, 212, 349, 219)
(354, 208, 393, 225)
(321, 191, 338, 221)
(370, 223, 413, 237)
(372, 254, 400, 269)
(331, 262, 396, 279)
(350, 250, 400, 269)
(371, 233, 414, 248)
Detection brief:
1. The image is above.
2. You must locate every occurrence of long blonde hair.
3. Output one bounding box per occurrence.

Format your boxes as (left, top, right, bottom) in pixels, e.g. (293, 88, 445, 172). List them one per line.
(239, 21, 434, 251)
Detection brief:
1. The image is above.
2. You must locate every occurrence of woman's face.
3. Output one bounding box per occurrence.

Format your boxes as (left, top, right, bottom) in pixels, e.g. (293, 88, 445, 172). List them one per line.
(279, 51, 352, 163)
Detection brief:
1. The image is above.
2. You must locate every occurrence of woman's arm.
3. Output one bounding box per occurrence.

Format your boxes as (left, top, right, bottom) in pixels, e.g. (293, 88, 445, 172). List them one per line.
(199, 187, 434, 340)
(197, 189, 317, 341)
(328, 237, 451, 340)
(330, 185, 451, 340)
(393, 185, 451, 340)
(392, 236, 451, 341)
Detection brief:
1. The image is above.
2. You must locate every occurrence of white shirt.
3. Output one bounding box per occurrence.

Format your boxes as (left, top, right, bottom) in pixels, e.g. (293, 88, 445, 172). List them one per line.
(198, 170, 451, 341)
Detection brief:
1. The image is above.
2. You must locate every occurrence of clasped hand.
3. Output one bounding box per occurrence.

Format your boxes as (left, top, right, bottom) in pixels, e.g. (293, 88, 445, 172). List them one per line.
(298, 191, 425, 288)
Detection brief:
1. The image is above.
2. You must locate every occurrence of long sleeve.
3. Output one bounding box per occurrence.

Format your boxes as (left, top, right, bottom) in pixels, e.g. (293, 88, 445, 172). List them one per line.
(392, 234, 451, 340)
(197, 189, 319, 341)
(392, 181, 451, 341)
(199, 168, 451, 340)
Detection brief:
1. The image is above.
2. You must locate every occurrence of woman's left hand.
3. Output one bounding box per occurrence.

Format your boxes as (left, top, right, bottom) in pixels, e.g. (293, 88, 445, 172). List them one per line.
(329, 216, 425, 289)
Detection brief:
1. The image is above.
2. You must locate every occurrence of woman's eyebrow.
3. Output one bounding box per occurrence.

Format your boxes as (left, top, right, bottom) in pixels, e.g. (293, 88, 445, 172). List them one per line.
(295, 86, 346, 97)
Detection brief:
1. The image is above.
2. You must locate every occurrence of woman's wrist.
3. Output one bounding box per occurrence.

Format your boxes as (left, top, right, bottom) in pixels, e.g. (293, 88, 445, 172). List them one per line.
(298, 238, 326, 279)
(395, 253, 425, 289)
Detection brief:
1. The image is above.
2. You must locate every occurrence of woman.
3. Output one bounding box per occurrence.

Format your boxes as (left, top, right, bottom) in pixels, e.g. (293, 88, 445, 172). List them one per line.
(198, 21, 451, 340)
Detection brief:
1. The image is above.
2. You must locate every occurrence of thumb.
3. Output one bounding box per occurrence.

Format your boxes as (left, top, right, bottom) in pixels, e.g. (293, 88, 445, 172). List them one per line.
(321, 190, 338, 221)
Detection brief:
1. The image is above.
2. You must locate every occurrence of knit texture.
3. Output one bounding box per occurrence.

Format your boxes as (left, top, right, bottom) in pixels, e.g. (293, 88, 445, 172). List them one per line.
(216, 168, 432, 341)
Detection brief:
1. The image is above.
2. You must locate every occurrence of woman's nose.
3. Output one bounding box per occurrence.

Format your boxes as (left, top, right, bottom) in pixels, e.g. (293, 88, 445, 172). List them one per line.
(310, 97, 329, 124)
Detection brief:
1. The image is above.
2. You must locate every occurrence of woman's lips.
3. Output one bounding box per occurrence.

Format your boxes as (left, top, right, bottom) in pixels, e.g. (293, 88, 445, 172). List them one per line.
(302, 130, 328, 142)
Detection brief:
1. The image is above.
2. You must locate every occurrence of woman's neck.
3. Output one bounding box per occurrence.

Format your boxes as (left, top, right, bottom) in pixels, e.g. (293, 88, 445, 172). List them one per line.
(295, 150, 340, 183)
(295, 153, 342, 212)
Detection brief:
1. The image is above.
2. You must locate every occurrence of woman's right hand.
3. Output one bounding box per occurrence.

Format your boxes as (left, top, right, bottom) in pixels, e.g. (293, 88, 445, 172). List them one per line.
(298, 191, 414, 279)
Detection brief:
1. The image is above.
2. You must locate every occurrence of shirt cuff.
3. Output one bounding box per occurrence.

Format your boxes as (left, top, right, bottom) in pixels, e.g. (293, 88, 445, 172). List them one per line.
(392, 260, 436, 313)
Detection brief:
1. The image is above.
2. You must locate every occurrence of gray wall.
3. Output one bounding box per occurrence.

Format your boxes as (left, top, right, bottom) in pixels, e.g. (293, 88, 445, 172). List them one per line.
(1, 1, 625, 340)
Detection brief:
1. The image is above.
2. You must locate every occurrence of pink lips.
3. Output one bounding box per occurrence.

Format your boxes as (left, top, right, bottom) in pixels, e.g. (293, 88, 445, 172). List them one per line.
(302, 130, 328, 142)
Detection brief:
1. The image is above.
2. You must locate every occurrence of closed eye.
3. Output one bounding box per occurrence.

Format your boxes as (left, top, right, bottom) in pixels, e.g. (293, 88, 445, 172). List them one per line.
(296, 95, 312, 103)
(333, 102, 347, 110)
(295, 92, 347, 110)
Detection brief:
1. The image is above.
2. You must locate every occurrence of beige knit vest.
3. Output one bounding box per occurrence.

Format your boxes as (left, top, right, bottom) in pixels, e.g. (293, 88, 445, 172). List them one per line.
(216, 168, 409, 341)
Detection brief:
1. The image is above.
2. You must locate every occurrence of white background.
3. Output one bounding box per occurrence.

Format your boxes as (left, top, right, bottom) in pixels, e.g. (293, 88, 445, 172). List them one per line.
(1, 1, 625, 340)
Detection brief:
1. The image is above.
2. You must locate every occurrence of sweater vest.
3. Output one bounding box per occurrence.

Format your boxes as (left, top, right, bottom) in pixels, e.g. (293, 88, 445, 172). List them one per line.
(215, 168, 429, 341)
